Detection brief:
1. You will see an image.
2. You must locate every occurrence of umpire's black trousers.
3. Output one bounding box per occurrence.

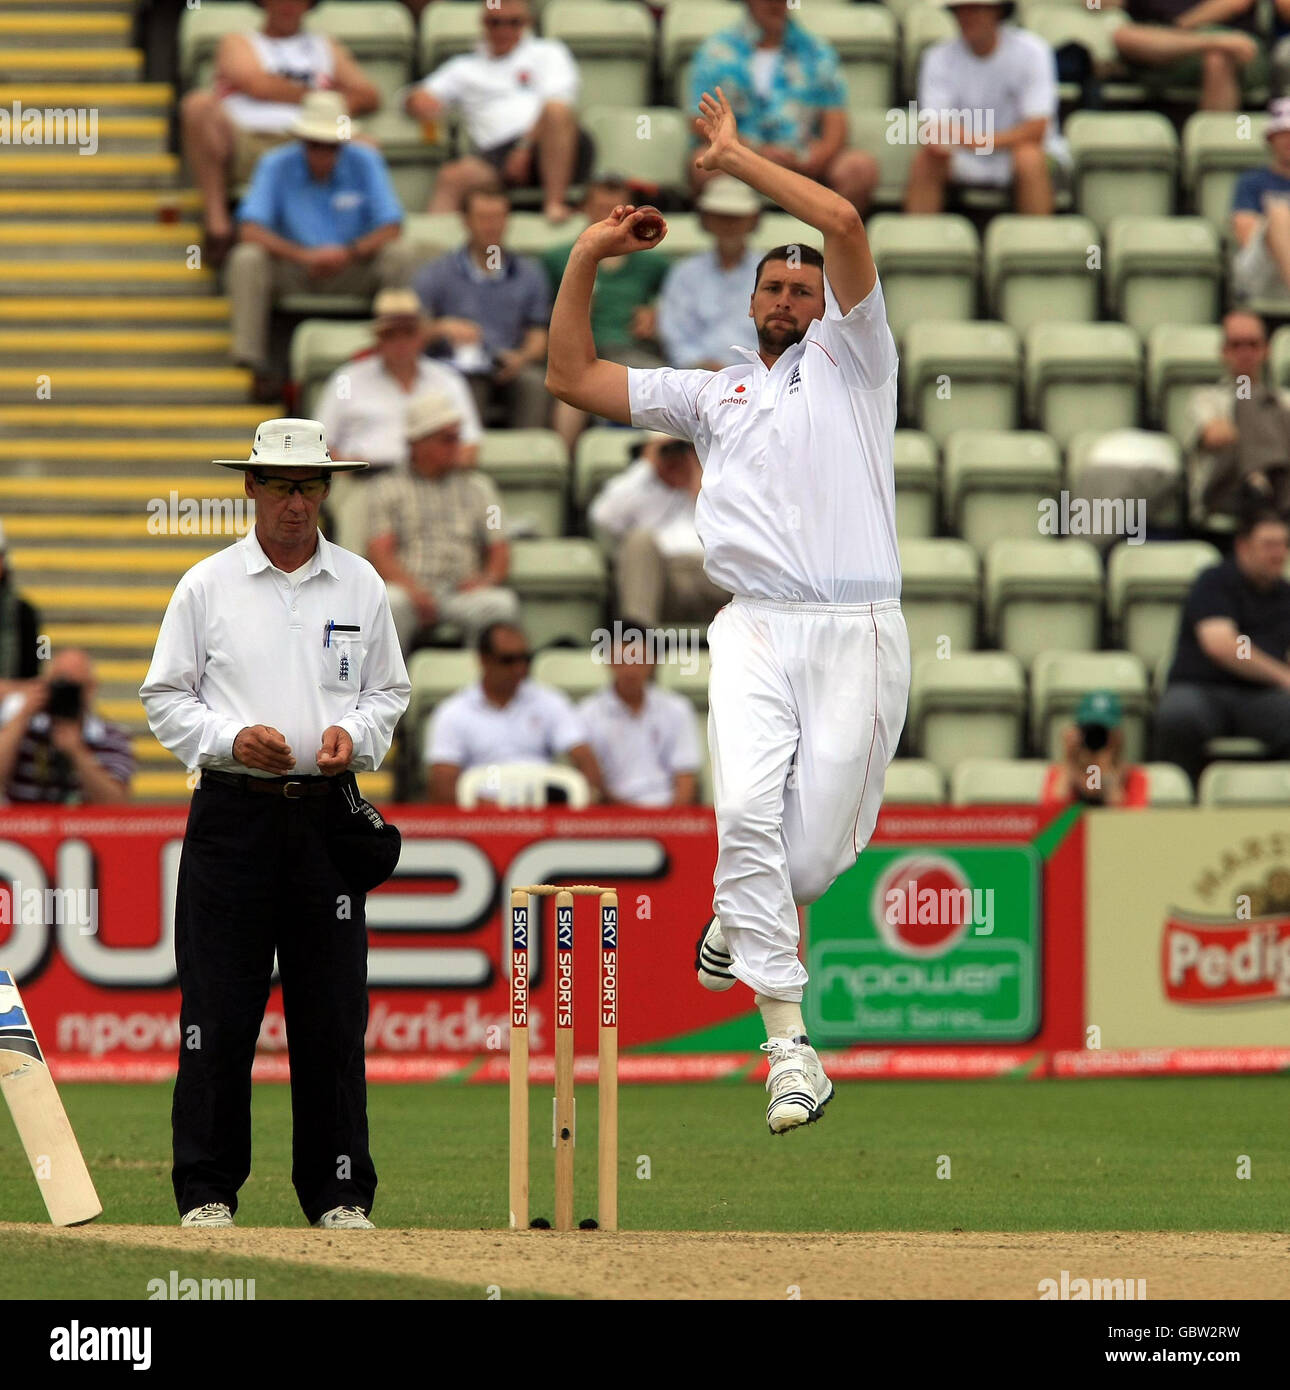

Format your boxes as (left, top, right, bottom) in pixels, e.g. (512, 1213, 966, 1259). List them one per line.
(171, 775, 375, 1223)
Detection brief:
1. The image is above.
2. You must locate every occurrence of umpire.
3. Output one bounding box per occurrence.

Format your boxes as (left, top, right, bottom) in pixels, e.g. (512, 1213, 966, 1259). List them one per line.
(141, 418, 410, 1230)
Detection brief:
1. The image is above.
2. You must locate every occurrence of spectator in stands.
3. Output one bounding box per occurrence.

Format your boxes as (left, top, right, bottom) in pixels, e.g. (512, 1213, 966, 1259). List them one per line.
(687, 0, 877, 213)
(1042, 691, 1149, 808)
(413, 186, 551, 429)
(1185, 310, 1290, 530)
(0, 521, 40, 698)
(1156, 509, 1290, 784)
(589, 434, 729, 629)
(406, 0, 591, 223)
(366, 390, 518, 652)
(1111, 0, 1260, 112)
(658, 176, 763, 370)
(1230, 100, 1290, 307)
(425, 621, 604, 803)
(182, 0, 380, 265)
(316, 289, 483, 473)
(544, 175, 668, 449)
(227, 91, 411, 402)
(579, 621, 702, 806)
(0, 649, 133, 805)
(905, 0, 1068, 215)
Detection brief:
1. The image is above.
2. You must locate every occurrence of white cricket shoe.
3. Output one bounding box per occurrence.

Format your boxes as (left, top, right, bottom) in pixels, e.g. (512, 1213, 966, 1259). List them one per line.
(313, 1205, 375, 1230)
(762, 1038, 834, 1134)
(180, 1202, 234, 1227)
(695, 915, 736, 992)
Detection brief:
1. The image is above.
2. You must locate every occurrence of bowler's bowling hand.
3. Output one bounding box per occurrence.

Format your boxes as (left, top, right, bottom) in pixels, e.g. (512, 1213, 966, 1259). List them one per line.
(577, 204, 668, 260)
(233, 724, 295, 774)
(316, 725, 354, 774)
(695, 87, 742, 172)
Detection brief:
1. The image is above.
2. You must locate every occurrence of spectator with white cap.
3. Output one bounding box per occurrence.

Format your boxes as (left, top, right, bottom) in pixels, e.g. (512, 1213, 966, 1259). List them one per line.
(1230, 99, 1290, 306)
(589, 434, 729, 629)
(227, 90, 411, 401)
(315, 288, 483, 473)
(365, 390, 518, 651)
(0, 520, 41, 698)
(658, 176, 763, 371)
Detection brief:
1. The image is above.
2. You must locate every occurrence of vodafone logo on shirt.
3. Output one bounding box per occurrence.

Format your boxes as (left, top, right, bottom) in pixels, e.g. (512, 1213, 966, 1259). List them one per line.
(718, 384, 750, 406)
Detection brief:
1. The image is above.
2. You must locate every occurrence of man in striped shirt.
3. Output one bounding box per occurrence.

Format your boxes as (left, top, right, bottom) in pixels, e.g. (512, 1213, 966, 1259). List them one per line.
(0, 650, 134, 805)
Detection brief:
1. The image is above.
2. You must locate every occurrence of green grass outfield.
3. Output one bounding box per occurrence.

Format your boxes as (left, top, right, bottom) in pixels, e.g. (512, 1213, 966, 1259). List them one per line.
(3, 1077, 1286, 1234)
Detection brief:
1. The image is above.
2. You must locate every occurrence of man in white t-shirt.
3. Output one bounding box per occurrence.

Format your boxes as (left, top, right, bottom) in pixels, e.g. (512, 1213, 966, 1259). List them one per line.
(315, 289, 482, 472)
(578, 623, 701, 806)
(425, 621, 604, 803)
(589, 434, 729, 628)
(405, 0, 592, 223)
(905, 0, 1069, 214)
(545, 88, 911, 1136)
(181, 0, 380, 264)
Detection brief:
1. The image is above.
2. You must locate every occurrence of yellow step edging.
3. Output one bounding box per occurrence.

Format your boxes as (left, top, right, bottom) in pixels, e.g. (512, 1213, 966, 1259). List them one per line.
(0, 368, 246, 387)
(10, 546, 223, 572)
(0, 297, 227, 319)
(0, 477, 246, 499)
(0, 402, 254, 425)
(0, 47, 141, 66)
(0, 515, 250, 540)
(46, 623, 162, 646)
(0, 223, 198, 244)
(27, 585, 173, 609)
(0, 262, 211, 282)
(0, 192, 199, 215)
(0, 84, 174, 105)
(0, 442, 253, 461)
(0, 152, 173, 174)
(0, 14, 131, 33)
(0, 330, 229, 355)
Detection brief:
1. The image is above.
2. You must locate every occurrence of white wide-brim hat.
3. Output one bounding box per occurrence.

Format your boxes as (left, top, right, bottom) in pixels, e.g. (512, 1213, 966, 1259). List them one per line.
(291, 90, 351, 144)
(213, 417, 369, 472)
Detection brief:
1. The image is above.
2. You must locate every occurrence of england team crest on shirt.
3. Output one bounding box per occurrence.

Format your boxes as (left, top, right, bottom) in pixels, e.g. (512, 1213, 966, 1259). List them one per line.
(787, 366, 802, 396)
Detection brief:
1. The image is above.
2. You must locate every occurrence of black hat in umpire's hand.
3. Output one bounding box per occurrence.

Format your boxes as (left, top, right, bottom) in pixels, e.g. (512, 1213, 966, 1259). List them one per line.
(330, 774, 402, 894)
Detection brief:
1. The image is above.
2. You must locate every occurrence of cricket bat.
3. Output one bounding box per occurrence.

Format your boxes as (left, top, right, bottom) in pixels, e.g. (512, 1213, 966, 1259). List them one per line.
(0, 969, 101, 1226)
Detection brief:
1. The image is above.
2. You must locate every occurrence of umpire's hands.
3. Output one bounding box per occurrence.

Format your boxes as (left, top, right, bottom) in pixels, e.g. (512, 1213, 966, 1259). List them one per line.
(233, 724, 295, 774)
(316, 725, 354, 775)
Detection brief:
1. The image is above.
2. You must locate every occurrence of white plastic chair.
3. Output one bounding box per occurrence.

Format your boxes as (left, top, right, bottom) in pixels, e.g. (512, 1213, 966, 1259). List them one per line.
(456, 762, 591, 809)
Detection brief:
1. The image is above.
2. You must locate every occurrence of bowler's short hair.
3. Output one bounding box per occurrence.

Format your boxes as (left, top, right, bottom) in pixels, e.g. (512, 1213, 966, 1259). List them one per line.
(752, 243, 824, 292)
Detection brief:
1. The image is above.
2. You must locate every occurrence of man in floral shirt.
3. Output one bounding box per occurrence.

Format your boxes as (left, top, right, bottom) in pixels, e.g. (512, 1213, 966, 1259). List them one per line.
(686, 0, 876, 213)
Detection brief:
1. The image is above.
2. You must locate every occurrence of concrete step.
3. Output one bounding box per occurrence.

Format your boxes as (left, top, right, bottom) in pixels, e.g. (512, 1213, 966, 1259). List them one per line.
(0, 186, 197, 219)
(1, 514, 245, 545)
(11, 545, 220, 578)
(0, 405, 261, 435)
(0, 221, 200, 257)
(0, 151, 175, 186)
(0, 115, 168, 156)
(27, 585, 172, 620)
(0, 1, 137, 12)
(0, 47, 143, 81)
(0, 13, 131, 45)
(0, 328, 230, 367)
(0, 368, 248, 403)
(0, 296, 227, 326)
(0, 477, 247, 512)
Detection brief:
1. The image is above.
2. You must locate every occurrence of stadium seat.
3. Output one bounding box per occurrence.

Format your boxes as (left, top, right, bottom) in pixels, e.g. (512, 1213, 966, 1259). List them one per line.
(909, 651, 1027, 775)
(289, 318, 377, 417)
(1030, 649, 1150, 761)
(751, 213, 821, 252)
(311, 2, 415, 103)
(661, 1, 741, 104)
(363, 109, 449, 212)
(420, 1, 485, 73)
(531, 647, 608, 701)
(983, 215, 1100, 336)
(867, 214, 980, 344)
(1146, 323, 1222, 441)
(1142, 762, 1195, 806)
(950, 757, 1049, 806)
(478, 430, 570, 539)
(403, 212, 472, 261)
(1065, 111, 1179, 230)
(646, 212, 709, 262)
(1181, 112, 1269, 231)
(1024, 321, 1142, 448)
(943, 429, 1061, 555)
(796, 3, 898, 108)
(579, 106, 691, 195)
(1105, 216, 1221, 339)
(898, 538, 980, 659)
(900, 2, 956, 100)
(509, 538, 609, 647)
(1016, 3, 1125, 104)
(658, 650, 711, 711)
(458, 761, 592, 809)
(178, 0, 257, 91)
(903, 321, 1021, 445)
(1197, 762, 1290, 807)
(848, 107, 918, 210)
(407, 646, 480, 750)
(543, 1, 655, 109)
(894, 429, 939, 539)
(504, 212, 589, 259)
(883, 758, 946, 805)
(1106, 540, 1222, 673)
(985, 539, 1103, 668)
(575, 426, 646, 517)
(1264, 324, 1290, 393)
(1065, 428, 1185, 533)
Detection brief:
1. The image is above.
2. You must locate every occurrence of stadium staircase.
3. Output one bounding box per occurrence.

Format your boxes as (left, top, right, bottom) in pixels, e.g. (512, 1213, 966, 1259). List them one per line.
(0, 0, 392, 801)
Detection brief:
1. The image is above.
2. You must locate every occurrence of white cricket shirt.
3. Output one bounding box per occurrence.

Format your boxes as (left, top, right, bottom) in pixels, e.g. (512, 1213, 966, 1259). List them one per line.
(140, 528, 410, 775)
(578, 684, 700, 807)
(425, 679, 585, 768)
(587, 458, 703, 557)
(419, 33, 580, 152)
(627, 274, 901, 604)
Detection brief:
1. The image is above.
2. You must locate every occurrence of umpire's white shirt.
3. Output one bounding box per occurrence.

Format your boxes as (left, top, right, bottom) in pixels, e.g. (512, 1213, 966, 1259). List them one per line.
(626, 275, 900, 605)
(141, 528, 410, 775)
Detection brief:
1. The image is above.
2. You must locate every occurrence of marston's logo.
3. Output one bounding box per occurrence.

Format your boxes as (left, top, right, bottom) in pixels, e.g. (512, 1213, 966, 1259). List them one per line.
(872, 854, 977, 958)
(1162, 915, 1290, 1004)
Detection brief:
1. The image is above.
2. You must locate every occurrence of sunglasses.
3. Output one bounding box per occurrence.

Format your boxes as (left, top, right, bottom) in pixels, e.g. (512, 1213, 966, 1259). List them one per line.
(490, 651, 533, 665)
(1224, 338, 1263, 349)
(484, 16, 525, 27)
(377, 321, 420, 338)
(252, 473, 330, 498)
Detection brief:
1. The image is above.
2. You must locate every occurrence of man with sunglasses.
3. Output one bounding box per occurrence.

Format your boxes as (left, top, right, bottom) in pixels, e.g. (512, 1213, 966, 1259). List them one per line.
(141, 418, 409, 1231)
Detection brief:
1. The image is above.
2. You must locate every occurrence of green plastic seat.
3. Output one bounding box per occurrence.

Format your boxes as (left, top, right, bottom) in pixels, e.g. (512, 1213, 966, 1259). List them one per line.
(530, 647, 608, 701)
(898, 538, 980, 659)
(1065, 111, 1178, 231)
(1029, 648, 1149, 761)
(1142, 763, 1194, 806)
(543, 0, 655, 109)
(311, 2, 415, 103)
(1198, 762, 1290, 807)
(894, 429, 939, 539)
(868, 213, 980, 344)
(1181, 111, 1270, 231)
(950, 757, 1050, 806)
(1025, 321, 1141, 448)
(1106, 539, 1221, 673)
(1146, 323, 1223, 441)
(985, 538, 1103, 668)
(910, 650, 1027, 776)
(983, 214, 1100, 335)
(509, 538, 609, 648)
(478, 430, 570, 539)
(943, 429, 1062, 555)
(578, 106, 692, 193)
(1106, 215, 1221, 339)
(289, 318, 376, 417)
(883, 758, 946, 805)
(904, 321, 1021, 446)
(575, 426, 647, 515)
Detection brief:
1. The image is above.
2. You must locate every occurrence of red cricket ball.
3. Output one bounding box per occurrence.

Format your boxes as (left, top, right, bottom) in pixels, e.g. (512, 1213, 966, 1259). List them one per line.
(631, 205, 666, 242)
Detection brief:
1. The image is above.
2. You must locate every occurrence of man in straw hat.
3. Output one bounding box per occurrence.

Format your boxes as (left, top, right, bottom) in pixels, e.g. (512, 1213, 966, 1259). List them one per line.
(227, 89, 411, 401)
(141, 418, 410, 1230)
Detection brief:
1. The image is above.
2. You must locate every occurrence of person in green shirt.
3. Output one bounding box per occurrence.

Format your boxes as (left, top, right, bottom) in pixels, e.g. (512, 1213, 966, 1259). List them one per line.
(543, 174, 669, 450)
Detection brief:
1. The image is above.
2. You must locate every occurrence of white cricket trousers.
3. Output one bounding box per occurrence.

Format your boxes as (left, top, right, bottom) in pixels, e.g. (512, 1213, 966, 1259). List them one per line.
(707, 596, 910, 1002)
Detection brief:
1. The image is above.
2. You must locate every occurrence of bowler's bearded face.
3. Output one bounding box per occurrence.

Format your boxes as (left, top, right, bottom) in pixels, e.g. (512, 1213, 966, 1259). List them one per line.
(750, 261, 826, 354)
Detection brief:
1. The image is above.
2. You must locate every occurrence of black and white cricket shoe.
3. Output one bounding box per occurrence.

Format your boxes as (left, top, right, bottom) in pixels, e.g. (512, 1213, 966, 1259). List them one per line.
(313, 1205, 375, 1229)
(180, 1202, 234, 1227)
(762, 1038, 834, 1134)
(695, 915, 736, 992)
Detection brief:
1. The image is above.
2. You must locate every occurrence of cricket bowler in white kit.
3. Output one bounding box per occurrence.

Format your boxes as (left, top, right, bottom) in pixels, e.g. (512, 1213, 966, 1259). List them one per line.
(546, 88, 910, 1134)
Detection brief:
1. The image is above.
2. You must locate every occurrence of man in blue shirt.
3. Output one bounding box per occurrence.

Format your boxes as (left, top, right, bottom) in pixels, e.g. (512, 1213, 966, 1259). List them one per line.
(1231, 98, 1290, 305)
(686, 0, 877, 213)
(227, 91, 411, 400)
